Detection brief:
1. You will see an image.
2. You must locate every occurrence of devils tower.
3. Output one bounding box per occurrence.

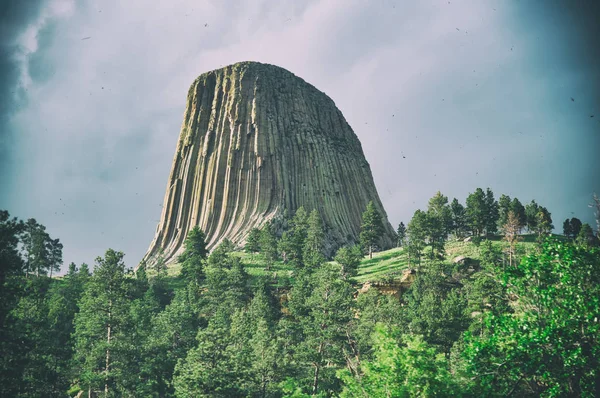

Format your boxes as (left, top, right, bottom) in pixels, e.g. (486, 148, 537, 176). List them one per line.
(142, 61, 396, 266)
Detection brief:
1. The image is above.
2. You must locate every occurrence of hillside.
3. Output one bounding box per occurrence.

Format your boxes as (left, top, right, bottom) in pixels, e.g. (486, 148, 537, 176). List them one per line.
(163, 234, 546, 288)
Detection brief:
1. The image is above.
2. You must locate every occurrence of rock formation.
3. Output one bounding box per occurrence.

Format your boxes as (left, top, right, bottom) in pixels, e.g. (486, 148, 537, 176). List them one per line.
(142, 61, 396, 267)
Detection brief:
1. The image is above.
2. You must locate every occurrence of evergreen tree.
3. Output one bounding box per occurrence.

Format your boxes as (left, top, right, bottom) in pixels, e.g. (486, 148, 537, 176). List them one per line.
(450, 198, 467, 238)
(303, 210, 325, 269)
(534, 206, 554, 241)
(427, 191, 451, 258)
(259, 222, 278, 269)
(525, 200, 540, 233)
(245, 227, 262, 253)
(334, 245, 363, 279)
(179, 226, 208, 284)
(407, 210, 428, 266)
(576, 223, 597, 248)
(338, 324, 459, 397)
(484, 188, 499, 235)
(569, 217, 583, 239)
(510, 197, 527, 231)
(465, 188, 487, 236)
(497, 194, 511, 230)
(72, 249, 132, 397)
(359, 201, 383, 259)
(396, 221, 406, 247)
(293, 264, 354, 396)
(563, 218, 572, 238)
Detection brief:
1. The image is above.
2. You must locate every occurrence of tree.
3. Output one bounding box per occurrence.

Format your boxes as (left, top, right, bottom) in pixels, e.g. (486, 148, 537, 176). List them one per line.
(534, 207, 553, 241)
(20, 218, 63, 277)
(260, 222, 278, 270)
(502, 211, 522, 267)
(466, 188, 487, 236)
(407, 210, 428, 266)
(291, 264, 354, 395)
(497, 194, 512, 231)
(338, 324, 459, 397)
(450, 198, 467, 238)
(563, 218, 573, 238)
(591, 193, 600, 238)
(462, 239, 600, 396)
(303, 210, 326, 269)
(334, 245, 363, 279)
(359, 201, 383, 259)
(72, 249, 132, 397)
(576, 223, 597, 248)
(569, 217, 583, 240)
(427, 192, 451, 258)
(396, 222, 406, 247)
(245, 227, 262, 253)
(525, 200, 540, 233)
(179, 226, 208, 284)
(484, 188, 499, 235)
(510, 198, 527, 231)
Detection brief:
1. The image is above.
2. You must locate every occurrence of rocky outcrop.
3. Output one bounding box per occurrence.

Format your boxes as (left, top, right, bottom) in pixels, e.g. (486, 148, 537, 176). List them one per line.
(142, 61, 396, 267)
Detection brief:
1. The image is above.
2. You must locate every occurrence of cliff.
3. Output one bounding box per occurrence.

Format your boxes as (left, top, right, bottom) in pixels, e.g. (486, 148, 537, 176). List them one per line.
(142, 61, 396, 266)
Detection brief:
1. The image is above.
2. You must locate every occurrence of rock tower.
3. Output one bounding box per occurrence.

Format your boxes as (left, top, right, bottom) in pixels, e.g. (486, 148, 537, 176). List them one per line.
(143, 61, 396, 266)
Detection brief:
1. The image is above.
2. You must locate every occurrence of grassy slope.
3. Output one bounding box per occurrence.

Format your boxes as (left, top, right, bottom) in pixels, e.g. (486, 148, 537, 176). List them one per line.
(163, 234, 556, 287)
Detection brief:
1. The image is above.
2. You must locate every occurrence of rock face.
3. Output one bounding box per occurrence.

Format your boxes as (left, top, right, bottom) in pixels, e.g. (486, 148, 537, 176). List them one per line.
(142, 61, 396, 266)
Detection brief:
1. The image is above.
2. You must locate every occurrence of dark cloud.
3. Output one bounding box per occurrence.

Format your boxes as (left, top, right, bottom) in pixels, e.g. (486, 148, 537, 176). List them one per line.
(2, 0, 599, 272)
(0, 0, 49, 206)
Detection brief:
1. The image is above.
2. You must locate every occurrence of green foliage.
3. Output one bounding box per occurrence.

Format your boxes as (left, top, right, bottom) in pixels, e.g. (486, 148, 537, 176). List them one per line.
(462, 239, 600, 396)
(72, 249, 134, 396)
(426, 191, 451, 259)
(450, 198, 467, 238)
(335, 244, 363, 279)
(245, 227, 262, 253)
(466, 188, 487, 236)
(360, 201, 384, 259)
(576, 223, 598, 248)
(260, 221, 279, 268)
(338, 324, 460, 397)
(396, 221, 406, 247)
(407, 209, 428, 266)
(179, 226, 208, 284)
(303, 210, 325, 269)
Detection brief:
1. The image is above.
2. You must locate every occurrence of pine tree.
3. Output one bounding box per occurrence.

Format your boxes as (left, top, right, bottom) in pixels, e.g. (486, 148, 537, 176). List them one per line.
(360, 201, 383, 259)
(407, 210, 428, 267)
(260, 222, 278, 270)
(465, 189, 487, 236)
(497, 194, 512, 230)
(396, 222, 406, 247)
(179, 226, 208, 284)
(484, 188, 499, 235)
(525, 200, 540, 233)
(303, 210, 325, 269)
(334, 245, 363, 279)
(245, 227, 262, 253)
(510, 198, 527, 231)
(450, 198, 467, 238)
(569, 217, 582, 239)
(427, 191, 451, 258)
(72, 249, 132, 397)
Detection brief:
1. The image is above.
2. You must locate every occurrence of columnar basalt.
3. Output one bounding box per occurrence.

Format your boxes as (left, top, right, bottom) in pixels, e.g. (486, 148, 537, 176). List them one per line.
(142, 61, 396, 266)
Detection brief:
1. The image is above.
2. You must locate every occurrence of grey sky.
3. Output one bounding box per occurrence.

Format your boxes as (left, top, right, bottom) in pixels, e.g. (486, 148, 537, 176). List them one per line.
(1, 0, 599, 271)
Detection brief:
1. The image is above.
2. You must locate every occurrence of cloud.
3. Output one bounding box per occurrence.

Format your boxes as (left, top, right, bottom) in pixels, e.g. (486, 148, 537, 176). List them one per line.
(2, 0, 599, 270)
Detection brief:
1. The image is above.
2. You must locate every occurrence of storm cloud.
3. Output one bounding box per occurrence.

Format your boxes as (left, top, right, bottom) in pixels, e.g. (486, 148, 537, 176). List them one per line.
(1, 0, 599, 271)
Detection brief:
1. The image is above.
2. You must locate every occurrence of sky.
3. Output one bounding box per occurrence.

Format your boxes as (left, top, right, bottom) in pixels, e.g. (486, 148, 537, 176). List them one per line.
(1, 0, 599, 272)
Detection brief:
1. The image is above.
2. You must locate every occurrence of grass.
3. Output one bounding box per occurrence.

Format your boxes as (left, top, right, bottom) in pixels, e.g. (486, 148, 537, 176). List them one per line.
(354, 247, 409, 283)
(159, 235, 547, 288)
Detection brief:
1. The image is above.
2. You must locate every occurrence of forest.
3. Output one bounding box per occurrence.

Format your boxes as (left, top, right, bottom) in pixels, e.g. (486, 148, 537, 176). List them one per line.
(1, 188, 599, 397)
